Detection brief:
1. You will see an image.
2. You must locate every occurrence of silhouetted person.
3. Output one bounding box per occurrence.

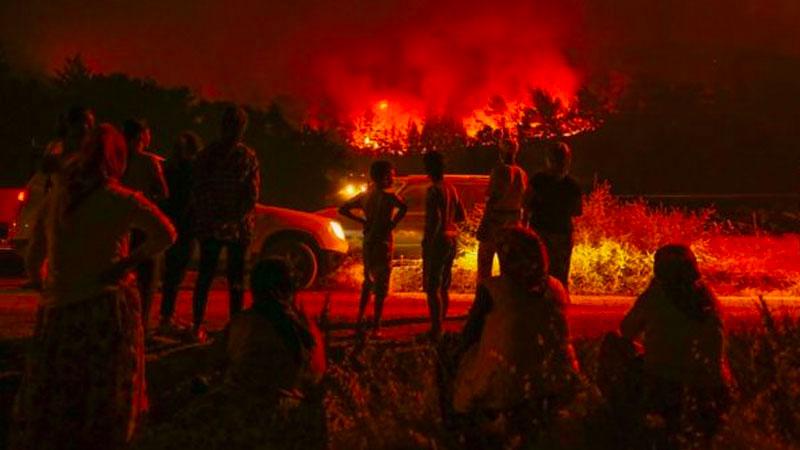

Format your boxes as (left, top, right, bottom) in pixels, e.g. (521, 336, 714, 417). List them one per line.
(21, 108, 95, 289)
(191, 106, 260, 343)
(15, 124, 175, 450)
(339, 160, 407, 337)
(526, 141, 581, 289)
(476, 140, 527, 281)
(121, 119, 169, 331)
(158, 132, 203, 334)
(422, 151, 465, 338)
(454, 226, 579, 447)
(620, 244, 732, 448)
(133, 259, 326, 450)
(42, 106, 96, 176)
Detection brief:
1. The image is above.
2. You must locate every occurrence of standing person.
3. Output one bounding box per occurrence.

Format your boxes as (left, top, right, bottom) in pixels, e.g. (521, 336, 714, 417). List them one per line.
(20, 107, 95, 289)
(619, 245, 732, 447)
(526, 141, 582, 290)
(339, 160, 407, 337)
(476, 140, 528, 281)
(121, 119, 169, 331)
(453, 226, 580, 447)
(422, 151, 465, 338)
(13, 124, 176, 450)
(191, 106, 260, 343)
(158, 131, 203, 334)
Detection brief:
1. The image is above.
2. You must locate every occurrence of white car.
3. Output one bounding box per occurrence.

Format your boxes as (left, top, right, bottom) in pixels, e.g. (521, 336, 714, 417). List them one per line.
(10, 176, 349, 288)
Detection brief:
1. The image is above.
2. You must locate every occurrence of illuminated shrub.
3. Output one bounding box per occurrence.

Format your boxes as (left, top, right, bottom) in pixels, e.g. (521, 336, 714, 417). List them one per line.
(324, 182, 800, 296)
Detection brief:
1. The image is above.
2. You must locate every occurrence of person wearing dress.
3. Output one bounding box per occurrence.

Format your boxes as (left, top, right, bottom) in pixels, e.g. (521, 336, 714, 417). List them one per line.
(13, 123, 176, 450)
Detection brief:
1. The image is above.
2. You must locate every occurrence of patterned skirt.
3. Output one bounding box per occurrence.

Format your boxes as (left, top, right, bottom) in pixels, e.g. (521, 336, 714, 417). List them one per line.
(11, 285, 147, 450)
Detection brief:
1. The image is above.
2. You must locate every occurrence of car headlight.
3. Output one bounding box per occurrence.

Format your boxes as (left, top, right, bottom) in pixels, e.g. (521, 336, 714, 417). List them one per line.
(329, 220, 346, 241)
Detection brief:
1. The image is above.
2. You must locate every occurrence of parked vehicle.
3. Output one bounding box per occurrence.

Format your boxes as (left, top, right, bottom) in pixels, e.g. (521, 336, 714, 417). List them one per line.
(10, 182, 349, 288)
(317, 174, 489, 258)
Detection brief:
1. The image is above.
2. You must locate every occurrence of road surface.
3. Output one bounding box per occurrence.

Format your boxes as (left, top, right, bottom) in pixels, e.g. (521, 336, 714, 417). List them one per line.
(1, 277, 799, 342)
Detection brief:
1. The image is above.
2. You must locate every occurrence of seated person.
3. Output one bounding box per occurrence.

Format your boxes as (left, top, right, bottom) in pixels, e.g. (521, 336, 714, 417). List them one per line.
(135, 259, 325, 450)
(620, 244, 732, 446)
(452, 226, 580, 443)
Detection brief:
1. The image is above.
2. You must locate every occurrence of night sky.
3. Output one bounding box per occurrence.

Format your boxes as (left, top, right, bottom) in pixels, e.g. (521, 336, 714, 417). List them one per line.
(1, 0, 798, 117)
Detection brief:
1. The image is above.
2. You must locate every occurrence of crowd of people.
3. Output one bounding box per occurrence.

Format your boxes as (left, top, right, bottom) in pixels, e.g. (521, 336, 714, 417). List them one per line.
(9, 105, 733, 450)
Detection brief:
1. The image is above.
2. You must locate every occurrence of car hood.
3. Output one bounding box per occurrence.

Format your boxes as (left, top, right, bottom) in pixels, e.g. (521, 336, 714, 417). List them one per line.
(256, 204, 332, 228)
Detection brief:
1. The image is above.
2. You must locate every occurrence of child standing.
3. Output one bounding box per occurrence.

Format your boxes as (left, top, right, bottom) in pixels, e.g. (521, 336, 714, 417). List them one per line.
(339, 161, 407, 337)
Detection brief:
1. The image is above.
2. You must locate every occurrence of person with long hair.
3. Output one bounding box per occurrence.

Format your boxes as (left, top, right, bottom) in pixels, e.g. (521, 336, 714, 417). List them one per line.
(13, 123, 176, 450)
(620, 244, 732, 447)
(453, 226, 579, 446)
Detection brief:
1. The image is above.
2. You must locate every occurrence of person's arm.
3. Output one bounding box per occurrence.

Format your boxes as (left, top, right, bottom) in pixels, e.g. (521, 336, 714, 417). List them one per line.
(338, 193, 367, 225)
(423, 188, 442, 244)
(390, 193, 408, 229)
(100, 193, 176, 283)
(242, 151, 260, 213)
(24, 195, 50, 288)
(459, 286, 493, 354)
(150, 158, 169, 203)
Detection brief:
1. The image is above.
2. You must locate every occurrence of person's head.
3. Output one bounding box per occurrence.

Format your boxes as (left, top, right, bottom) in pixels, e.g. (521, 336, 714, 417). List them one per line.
(122, 119, 151, 153)
(496, 226, 550, 294)
(63, 106, 95, 153)
(250, 258, 295, 309)
(423, 151, 445, 182)
(546, 141, 572, 177)
(82, 123, 129, 181)
(173, 131, 203, 161)
(654, 244, 700, 288)
(220, 105, 248, 143)
(499, 138, 518, 165)
(653, 244, 718, 322)
(369, 160, 395, 188)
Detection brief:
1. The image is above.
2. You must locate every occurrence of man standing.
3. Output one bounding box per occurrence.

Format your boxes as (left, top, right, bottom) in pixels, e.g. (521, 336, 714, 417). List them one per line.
(339, 160, 407, 338)
(121, 119, 169, 331)
(157, 132, 203, 335)
(476, 140, 528, 281)
(526, 141, 582, 290)
(191, 106, 260, 342)
(422, 151, 465, 338)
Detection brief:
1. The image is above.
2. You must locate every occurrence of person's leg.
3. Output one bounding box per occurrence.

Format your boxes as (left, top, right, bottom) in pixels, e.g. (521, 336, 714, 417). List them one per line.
(476, 240, 495, 282)
(192, 239, 223, 329)
(358, 243, 374, 326)
(160, 233, 192, 323)
(372, 242, 392, 332)
(226, 240, 247, 318)
(440, 238, 457, 324)
(136, 258, 156, 330)
(423, 244, 443, 334)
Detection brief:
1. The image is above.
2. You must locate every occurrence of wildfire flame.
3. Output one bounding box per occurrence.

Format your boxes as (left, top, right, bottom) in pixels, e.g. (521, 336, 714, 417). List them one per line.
(346, 90, 601, 153)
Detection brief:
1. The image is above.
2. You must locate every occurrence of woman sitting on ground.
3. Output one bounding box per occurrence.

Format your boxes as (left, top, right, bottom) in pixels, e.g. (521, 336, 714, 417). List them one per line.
(135, 258, 326, 450)
(620, 244, 732, 446)
(452, 226, 580, 443)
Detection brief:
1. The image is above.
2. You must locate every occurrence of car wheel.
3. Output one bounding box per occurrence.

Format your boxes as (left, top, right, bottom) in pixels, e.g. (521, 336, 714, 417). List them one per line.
(261, 239, 319, 289)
